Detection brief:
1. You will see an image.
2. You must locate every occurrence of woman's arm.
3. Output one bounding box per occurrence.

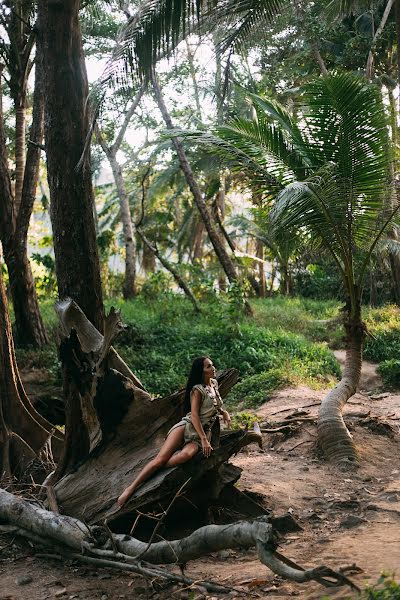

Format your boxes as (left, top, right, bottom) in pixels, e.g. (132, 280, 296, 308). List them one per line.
(212, 379, 231, 427)
(191, 389, 213, 457)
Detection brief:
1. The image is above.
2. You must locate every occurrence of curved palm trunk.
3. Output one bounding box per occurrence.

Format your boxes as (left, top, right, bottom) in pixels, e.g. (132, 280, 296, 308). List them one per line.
(317, 310, 362, 463)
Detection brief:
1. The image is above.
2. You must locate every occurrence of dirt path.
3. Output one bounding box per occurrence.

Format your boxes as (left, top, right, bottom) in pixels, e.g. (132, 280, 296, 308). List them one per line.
(2, 358, 400, 599)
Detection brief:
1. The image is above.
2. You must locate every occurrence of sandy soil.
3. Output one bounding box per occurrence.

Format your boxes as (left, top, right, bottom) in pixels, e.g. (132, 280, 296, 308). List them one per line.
(2, 356, 400, 600)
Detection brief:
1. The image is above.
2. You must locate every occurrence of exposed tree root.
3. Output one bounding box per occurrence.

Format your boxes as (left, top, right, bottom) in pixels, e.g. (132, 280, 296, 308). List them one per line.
(0, 488, 358, 592)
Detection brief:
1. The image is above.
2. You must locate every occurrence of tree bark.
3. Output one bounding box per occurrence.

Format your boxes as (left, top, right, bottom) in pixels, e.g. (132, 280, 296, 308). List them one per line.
(0, 265, 63, 480)
(109, 155, 137, 298)
(38, 0, 104, 332)
(46, 299, 263, 525)
(151, 73, 239, 284)
(256, 239, 266, 298)
(317, 307, 362, 463)
(0, 35, 48, 348)
(386, 89, 400, 304)
(96, 87, 145, 299)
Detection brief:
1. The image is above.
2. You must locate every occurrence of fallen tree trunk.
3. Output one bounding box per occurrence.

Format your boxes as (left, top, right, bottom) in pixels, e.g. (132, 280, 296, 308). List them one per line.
(50, 299, 260, 526)
(0, 488, 357, 591)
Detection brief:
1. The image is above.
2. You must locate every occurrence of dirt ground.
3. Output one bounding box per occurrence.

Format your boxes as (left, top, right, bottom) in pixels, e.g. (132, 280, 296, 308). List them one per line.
(1, 354, 400, 600)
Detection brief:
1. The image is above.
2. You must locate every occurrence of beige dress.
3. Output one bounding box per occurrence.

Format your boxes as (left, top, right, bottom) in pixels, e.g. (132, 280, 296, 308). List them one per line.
(168, 379, 224, 447)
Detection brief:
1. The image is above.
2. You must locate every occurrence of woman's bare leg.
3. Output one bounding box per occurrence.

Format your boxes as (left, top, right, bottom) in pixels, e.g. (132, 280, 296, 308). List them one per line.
(117, 425, 185, 507)
(165, 441, 199, 466)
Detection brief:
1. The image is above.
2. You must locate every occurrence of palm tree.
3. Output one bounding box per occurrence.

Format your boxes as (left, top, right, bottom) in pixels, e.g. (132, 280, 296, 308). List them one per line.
(101, 0, 284, 84)
(175, 72, 393, 464)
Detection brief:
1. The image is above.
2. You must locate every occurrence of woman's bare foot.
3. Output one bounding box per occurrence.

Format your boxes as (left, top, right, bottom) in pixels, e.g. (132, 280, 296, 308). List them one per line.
(117, 487, 134, 507)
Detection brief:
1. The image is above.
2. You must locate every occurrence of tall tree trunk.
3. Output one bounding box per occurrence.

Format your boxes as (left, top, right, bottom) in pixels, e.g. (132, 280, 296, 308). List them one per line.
(151, 73, 239, 285)
(109, 156, 137, 298)
(14, 104, 26, 213)
(0, 58, 48, 347)
(387, 86, 400, 304)
(256, 239, 266, 298)
(365, 0, 395, 79)
(317, 305, 362, 463)
(369, 266, 378, 306)
(192, 218, 205, 262)
(95, 86, 144, 300)
(0, 262, 62, 480)
(39, 0, 104, 332)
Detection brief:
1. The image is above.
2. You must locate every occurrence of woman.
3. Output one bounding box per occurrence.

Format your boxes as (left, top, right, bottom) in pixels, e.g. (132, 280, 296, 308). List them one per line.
(117, 356, 231, 507)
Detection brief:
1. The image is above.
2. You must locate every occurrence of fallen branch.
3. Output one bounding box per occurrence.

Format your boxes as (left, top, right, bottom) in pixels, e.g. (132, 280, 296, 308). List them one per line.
(0, 488, 356, 591)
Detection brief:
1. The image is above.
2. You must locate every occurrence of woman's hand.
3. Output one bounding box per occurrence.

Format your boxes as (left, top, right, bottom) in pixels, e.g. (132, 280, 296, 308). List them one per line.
(221, 410, 231, 427)
(201, 436, 213, 458)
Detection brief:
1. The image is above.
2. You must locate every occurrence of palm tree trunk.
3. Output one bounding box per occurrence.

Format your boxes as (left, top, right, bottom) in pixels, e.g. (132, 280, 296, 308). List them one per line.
(151, 73, 239, 284)
(365, 0, 395, 80)
(256, 239, 266, 298)
(39, 0, 104, 332)
(386, 89, 400, 304)
(108, 155, 137, 299)
(317, 308, 362, 463)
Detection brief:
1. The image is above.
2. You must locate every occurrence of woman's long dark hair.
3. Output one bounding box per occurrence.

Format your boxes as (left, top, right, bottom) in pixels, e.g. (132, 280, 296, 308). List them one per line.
(183, 356, 207, 414)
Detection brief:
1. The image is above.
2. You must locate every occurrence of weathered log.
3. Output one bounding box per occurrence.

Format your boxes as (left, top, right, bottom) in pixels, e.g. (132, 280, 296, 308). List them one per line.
(51, 299, 261, 526)
(0, 488, 358, 591)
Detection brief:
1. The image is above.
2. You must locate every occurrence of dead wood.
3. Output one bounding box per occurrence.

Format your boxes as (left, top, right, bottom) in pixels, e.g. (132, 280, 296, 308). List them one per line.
(0, 488, 357, 591)
(50, 300, 260, 526)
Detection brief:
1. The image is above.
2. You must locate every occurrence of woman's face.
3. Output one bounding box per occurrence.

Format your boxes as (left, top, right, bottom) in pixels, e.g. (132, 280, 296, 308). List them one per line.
(203, 358, 216, 380)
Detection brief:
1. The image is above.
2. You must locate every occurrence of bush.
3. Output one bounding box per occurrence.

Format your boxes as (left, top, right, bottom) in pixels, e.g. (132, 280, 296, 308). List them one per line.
(227, 369, 290, 408)
(231, 411, 260, 429)
(363, 305, 400, 363)
(377, 360, 400, 389)
(364, 574, 400, 599)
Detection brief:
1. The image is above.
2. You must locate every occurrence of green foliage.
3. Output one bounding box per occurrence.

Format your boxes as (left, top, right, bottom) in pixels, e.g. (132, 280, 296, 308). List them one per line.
(377, 360, 400, 389)
(107, 296, 339, 398)
(363, 305, 400, 364)
(293, 263, 343, 300)
(364, 574, 400, 599)
(227, 368, 289, 408)
(140, 272, 174, 300)
(231, 411, 260, 430)
(31, 253, 57, 298)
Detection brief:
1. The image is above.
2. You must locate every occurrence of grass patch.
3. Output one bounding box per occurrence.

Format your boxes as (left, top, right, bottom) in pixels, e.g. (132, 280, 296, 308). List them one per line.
(15, 294, 341, 404)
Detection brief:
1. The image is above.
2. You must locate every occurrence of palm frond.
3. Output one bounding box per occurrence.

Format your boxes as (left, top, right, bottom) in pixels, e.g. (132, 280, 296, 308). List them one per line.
(246, 92, 314, 168)
(99, 0, 282, 87)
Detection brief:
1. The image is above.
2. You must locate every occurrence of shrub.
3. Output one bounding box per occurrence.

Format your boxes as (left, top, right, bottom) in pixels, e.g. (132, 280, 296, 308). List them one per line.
(227, 369, 290, 408)
(377, 360, 400, 389)
(231, 411, 260, 430)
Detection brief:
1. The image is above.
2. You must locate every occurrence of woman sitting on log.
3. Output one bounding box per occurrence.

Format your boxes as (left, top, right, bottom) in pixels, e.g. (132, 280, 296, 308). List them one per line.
(117, 356, 231, 507)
